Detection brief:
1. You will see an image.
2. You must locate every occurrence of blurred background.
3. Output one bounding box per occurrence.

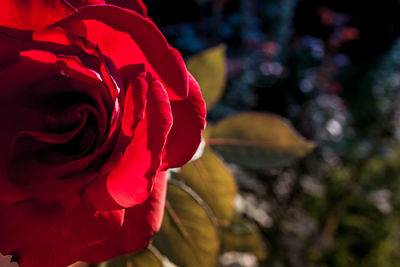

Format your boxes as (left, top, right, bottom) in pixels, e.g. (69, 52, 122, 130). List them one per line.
(144, 0, 400, 266)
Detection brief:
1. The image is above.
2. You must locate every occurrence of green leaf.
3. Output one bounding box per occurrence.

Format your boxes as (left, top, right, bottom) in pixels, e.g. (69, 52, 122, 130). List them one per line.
(187, 44, 227, 110)
(97, 248, 162, 267)
(179, 147, 237, 226)
(153, 181, 220, 267)
(127, 249, 163, 267)
(221, 217, 268, 261)
(98, 255, 126, 267)
(208, 112, 315, 169)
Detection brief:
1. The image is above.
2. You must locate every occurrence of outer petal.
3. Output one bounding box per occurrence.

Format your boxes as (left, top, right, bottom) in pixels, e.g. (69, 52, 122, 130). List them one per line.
(65, 0, 148, 17)
(86, 73, 173, 210)
(0, 0, 76, 30)
(67, 0, 105, 8)
(58, 5, 189, 100)
(0, 196, 125, 267)
(78, 171, 167, 264)
(106, 0, 148, 17)
(162, 73, 207, 169)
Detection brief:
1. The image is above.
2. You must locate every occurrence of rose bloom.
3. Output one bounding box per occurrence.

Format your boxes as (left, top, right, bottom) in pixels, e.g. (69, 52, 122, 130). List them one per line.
(0, 0, 206, 266)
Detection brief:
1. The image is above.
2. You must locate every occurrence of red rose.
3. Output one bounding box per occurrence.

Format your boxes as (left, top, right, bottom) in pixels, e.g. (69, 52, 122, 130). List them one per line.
(0, 1, 206, 266)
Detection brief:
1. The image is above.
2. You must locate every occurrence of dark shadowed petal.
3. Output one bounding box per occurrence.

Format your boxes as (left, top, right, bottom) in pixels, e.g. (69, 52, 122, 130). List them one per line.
(0, 33, 22, 70)
(67, 0, 105, 8)
(0, 48, 116, 201)
(0, 195, 125, 267)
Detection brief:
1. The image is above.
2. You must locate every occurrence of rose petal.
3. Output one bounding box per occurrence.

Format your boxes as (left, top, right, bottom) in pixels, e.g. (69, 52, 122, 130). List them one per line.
(0, 196, 125, 267)
(0, 51, 59, 202)
(0, 48, 118, 201)
(0, 176, 29, 202)
(86, 74, 172, 210)
(67, 0, 105, 8)
(106, 0, 148, 17)
(58, 5, 189, 100)
(118, 64, 148, 137)
(0, 0, 76, 31)
(162, 72, 207, 169)
(78, 171, 167, 263)
(0, 33, 22, 70)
